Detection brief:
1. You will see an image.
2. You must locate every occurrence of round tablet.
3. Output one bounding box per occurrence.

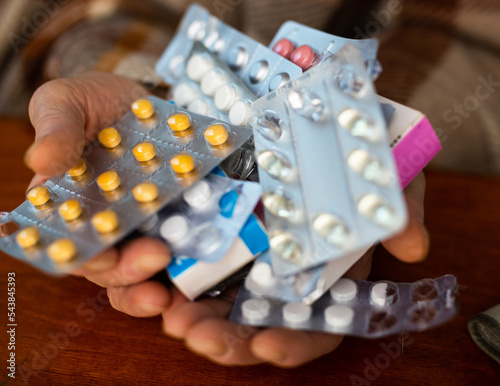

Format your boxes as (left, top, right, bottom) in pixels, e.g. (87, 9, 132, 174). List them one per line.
(170, 154, 196, 174)
(167, 113, 191, 132)
(91, 210, 119, 234)
(131, 99, 154, 120)
(242, 298, 271, 321)
(187, 99, 209, 115)
(329, 278, 358, 302)
(97, 171, 121, 192)
(160, 215, 189, 244)
(214, 84, 237, 111)
(290, 45, 315, 71)
(283, 302, 312, 324)
(204, 124, 229, 146)
(183, 180, 212, 209)
(98, 127, 121, 148)
(27, 185, 51, 207)
(132, 181, 159, 203)
(201, 70, 225, 96)
(58, 199, 83, 221)
(324, 305, 354, 328)
(228, 100, 251, 126)
(133, 142, 157, 162)
(249, 262, 275, 288)
(16, 226, 40, 249)
(186, 54, 213, 82)
(67, 158, 87, 177)
(173, 83, 197, 106)
(272, 38, 295, 59)
(47, 238, 77, 263)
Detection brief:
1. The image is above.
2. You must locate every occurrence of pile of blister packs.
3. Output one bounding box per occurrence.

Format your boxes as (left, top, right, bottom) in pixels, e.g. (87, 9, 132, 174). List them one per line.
(0, 4, 453, 339)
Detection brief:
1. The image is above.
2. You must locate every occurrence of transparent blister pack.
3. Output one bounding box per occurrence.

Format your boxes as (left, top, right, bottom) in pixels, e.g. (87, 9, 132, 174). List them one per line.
(0, 96, 252, 275)
(231, 275, 458, 339)
(269, 20, 380, 77)
(138, 173, 262, 262)
(155, 4, 302, 98)
(169, 42, 257, 126)
(250, 44, 408, 277)
(245, 247, 370, 304)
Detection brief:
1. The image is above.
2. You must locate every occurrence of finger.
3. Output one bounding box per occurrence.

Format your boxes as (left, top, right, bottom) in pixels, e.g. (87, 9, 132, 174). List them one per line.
(382, 172, 429, 263)
(343, 247, 374, 281)
(72, 247, 120, 276)
(79, 237, 171, 288)
(26, 72, 147, 177)
(107, 281, 171, 317)
(184, 319, 263, 366)
(28, 174, 50, 190)
(251, 328, 343, 368)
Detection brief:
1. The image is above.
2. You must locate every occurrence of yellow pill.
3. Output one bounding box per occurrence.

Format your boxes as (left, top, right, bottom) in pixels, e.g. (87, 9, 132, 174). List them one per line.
(27, 185, 51, 207)
(204, 124, 229, 146)
(167, 113, 191, 132)
(170, 154, 196, 174)
(58, 199, 83, 221)
(67, 158, 87, 177)
(47, 238, 77, 263)
(131, 98, 154, 120)
(98, 127, 122, 148)
(97, 171, 121, 192)
(91, 210, 119, 234)
(133, 142, 157, 162)
(132, 181, 159, 203)
(16, 227, 40, 249)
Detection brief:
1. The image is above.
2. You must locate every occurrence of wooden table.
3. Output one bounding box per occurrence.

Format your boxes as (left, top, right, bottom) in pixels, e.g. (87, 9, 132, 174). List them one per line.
(1, 118, 499, 385)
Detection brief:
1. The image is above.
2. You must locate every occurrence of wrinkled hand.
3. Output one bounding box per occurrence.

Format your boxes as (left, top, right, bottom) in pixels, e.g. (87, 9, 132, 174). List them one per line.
(26, 72, 429, 368)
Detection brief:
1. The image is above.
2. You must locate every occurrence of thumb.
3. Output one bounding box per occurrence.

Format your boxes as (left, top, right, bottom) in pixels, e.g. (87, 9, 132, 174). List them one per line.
(25, 72, 147, 177)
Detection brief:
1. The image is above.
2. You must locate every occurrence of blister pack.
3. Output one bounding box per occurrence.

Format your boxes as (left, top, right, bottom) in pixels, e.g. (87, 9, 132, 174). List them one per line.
(155, 4, 302, 98)
(269, 20, 380, 76)
(166, 212, 269, 300)
(231, 275, 458, 339)
(138, 173, 262, 262)
(0, 96, 252, 275)
(250, 44, 407, 277)
(169, 41, 257, 126)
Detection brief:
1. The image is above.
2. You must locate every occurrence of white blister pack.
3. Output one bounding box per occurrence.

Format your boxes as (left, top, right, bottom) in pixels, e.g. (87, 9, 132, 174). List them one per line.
(155, 4, 302, 98)
(169, 41, 257, 126)
(270, 20, 380, 77)
(231, 275, 458, 339)
(250, 44, 407, 277)
(139, 173, 262, 262)
(0, 96, 252, 275)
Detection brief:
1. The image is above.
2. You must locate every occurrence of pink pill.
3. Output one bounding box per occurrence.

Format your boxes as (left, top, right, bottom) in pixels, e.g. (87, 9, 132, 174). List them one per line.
(272, 38, 295, 59)
(290, 45, 315, 71)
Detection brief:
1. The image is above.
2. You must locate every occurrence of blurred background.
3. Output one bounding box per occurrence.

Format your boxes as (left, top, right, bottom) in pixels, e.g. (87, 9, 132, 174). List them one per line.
(0, 0, 499, 174)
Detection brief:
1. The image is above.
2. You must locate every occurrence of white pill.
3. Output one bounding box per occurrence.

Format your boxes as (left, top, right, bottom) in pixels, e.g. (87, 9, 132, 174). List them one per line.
(186, 54, 213, 82)
(283, 302, 312, 324)
(187, 99, 209, 115)
(242, 298, 271, 321)
(160, 214, 189, 244)
(201, 70, 226, 96)
(173, 83, 197, 106)
(324, 305, 354, 327)
(330, 278, 358, 302)
(183, 180, 212, 209)
(250, 262, 275, 288)
(370, 282, 389, 306)
(214, 84, 237, 111)
(229, 100, 251, 126)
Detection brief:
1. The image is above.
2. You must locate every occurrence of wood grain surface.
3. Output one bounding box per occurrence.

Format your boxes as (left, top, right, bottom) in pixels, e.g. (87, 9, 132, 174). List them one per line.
(0, 118, 499, 385)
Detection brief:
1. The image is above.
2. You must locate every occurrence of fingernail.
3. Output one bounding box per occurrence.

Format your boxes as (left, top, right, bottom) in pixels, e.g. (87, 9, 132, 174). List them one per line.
(82, 253, 118, 272)
(252, 343, 287, 362)
(134, 254, 170, 274)
(138, 302, 166, 315)
(187, 339, 227, 356)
